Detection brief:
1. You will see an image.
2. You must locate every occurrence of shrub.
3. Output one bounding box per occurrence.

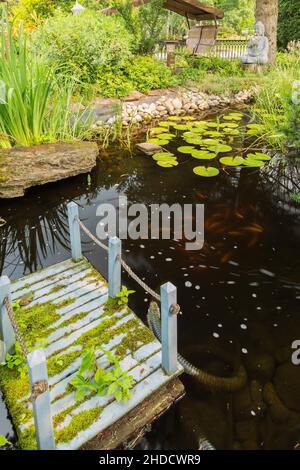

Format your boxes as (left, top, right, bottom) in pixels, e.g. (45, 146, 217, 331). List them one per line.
(124, 56, 175, 93)
(96, 56, 176, 98)
(30, 11, 133, 83)
(185, 55, 246, 77)
(278, 0, 300, 50)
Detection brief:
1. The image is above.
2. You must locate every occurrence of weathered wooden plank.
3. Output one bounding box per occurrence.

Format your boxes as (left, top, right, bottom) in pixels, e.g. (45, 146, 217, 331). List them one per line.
(11, 260, 88, 301)
(81, 378, 185, 450)
(51, 341, 161, 418)
(48, 293, 108, 331)
(46, 310, 132, 357)
(55, 287, 108, 316)
(11, 259, 83, 293)
(56, 365, 180, 450)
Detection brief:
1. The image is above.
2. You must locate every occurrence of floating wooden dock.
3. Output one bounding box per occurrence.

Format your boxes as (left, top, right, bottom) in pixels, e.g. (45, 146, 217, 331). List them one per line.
(0, 203, 184, 450)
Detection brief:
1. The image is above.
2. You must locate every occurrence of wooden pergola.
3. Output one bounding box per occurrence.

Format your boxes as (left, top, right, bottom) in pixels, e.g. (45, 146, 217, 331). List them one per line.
(102, 0, 224, 22)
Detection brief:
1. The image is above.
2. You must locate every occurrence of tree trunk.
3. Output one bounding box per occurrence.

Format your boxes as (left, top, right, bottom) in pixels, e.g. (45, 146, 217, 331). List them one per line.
(256, 0, 279, 64)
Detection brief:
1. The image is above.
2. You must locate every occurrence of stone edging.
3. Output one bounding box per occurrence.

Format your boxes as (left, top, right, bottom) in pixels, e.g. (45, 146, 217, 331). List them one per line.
(93, 88, 255, 130)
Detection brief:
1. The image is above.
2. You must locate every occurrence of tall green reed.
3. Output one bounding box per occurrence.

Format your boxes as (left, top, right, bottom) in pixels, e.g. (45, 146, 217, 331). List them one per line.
(0, 15, 91, 148)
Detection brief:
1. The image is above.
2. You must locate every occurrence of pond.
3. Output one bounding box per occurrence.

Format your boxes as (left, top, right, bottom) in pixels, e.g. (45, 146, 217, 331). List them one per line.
(1, 109, 300, 450)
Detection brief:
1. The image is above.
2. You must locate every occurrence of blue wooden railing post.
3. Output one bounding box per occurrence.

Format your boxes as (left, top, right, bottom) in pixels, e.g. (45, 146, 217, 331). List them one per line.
(160, 282, 178, 375)
(27, 349, 55, 450)
(67, 202, 82, 261)
(108, 237, 121, 298)
(0, 275, 15, 362)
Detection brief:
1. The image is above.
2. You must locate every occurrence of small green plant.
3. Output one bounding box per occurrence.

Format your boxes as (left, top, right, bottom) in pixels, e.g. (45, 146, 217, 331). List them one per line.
(0, 434, 11, 447)
(0, 343, 25, 376)
(69, 347, 134, 403)
(116, 286, 135, 306)
(290, 193, 300, 203)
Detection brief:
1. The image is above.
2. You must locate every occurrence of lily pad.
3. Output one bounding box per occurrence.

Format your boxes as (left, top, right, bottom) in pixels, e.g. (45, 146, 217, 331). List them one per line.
(181, 116, 196, 121)
(173, 124, 190, 130)
(201, 139, 221, 146)
(158, 133, 175, 139)
(220, 122, 239, 129)
(168, 116, 182, 121)
(193, 166, 220, 177)
(157, 161, 178, 168)
(148, 138, 169, 145)
(158, 121, 170, 127)
(208, 144, 232, 153)
(177, 146, 195, 154)
(191, 150, 216, 160)
(243, 158, 265, 168)
(152, 152, 174, 161)
(150, 127, 169, 134)
(219, 156, 245, 166)
(247, 152, 271, 161)
(206, 122, 219, 128)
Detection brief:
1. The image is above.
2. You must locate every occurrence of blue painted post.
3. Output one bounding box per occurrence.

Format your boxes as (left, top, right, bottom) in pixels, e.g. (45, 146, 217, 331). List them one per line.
(108, 237, 121, 298)
(0, 275, 15, 362)
(27, 349, 55, 450)
(67, 202, 82, 261)
(160, 282, 178, 375)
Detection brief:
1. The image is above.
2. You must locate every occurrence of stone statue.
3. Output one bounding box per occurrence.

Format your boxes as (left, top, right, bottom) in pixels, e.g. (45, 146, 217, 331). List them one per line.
(241, 21, 269, 65)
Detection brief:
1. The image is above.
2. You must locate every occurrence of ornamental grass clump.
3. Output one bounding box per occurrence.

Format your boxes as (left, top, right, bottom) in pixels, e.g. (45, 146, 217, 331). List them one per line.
(0, 16, 91, 148)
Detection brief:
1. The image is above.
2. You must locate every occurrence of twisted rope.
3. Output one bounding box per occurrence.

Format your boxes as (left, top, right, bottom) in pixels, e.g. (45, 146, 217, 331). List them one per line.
(30, 380, 48, 401)
(3, 297, 28, 357)
(75, 216, 161, 302)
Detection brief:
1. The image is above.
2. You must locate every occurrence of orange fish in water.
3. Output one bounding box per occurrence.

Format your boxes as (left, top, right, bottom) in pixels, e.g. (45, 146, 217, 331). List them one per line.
(195, 192, 207, 200)
(242, 225, 263, 233)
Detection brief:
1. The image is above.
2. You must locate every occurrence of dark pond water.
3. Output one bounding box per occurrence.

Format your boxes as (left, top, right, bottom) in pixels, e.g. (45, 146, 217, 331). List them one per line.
(1, 109, 300, 450)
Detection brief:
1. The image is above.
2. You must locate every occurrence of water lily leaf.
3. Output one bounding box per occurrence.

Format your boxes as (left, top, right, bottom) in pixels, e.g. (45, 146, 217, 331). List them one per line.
(191, 150, 216, 160)
(193, 121, 208, 126)
(205, 131, 223, 137)
(173, 124, 190, 130)
(158, 133, 175, 139)
(184, 136, 203, 145)
(148, 138, 169, 145)
(243, 158, 265, 168)
(223, 114, 242, 121)
(151, 127, 168, 134)
(168, 116, 182, 121)
(208, 144, 232, 153)
(221, 122, 239, 129)
(222, 128, 240, 135)
(152, 152, 175, 161)
(190, 127, 206, 134)
(157, 160, 178, 167)
(201, 139, 221, 146)
(219, 156, 245, 166)
(206, 122, 219, 128)
(177, 146, 195, 154)
(193, 166, 220, 177)
(181, 116, 196, 121)
(247, 152, 271, 161)
(158, 121, 170, 127)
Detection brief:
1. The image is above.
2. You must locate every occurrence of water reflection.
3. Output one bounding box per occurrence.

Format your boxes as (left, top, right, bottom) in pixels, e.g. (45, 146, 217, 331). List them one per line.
(0, 118, 300, 450)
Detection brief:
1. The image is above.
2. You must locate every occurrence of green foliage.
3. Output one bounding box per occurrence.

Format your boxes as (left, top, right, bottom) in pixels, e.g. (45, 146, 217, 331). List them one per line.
(115, 285, 135, 306)
(11, 0, 101, 24)
(97, 56, 176, 97)
(0, 435, 11, 447)
(110, 0, 168, 53)
(206, 0, 255, 36)
(0, 342, 25, 377)
(69, 347, 134, 403)
(31, 11, 133, 83)
(184, 55, 246, 77)
(278, 0, 300, 49)
(253, 56, 300, 150)
(0, 15, 91, 148)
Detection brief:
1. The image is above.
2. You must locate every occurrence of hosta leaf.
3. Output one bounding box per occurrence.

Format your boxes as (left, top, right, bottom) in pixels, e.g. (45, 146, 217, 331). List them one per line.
(193, 166, 219, 177)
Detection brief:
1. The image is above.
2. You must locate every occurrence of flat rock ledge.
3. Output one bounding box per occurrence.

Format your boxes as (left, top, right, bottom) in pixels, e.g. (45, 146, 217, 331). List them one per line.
(0, 142, 99, 198)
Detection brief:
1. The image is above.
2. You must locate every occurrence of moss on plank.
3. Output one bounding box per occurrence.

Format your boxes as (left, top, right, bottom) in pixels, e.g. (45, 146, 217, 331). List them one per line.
(55, 407, 102, 444)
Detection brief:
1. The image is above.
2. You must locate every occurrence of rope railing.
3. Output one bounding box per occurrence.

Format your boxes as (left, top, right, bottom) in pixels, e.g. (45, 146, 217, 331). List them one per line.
(75, 215, 162, 303)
